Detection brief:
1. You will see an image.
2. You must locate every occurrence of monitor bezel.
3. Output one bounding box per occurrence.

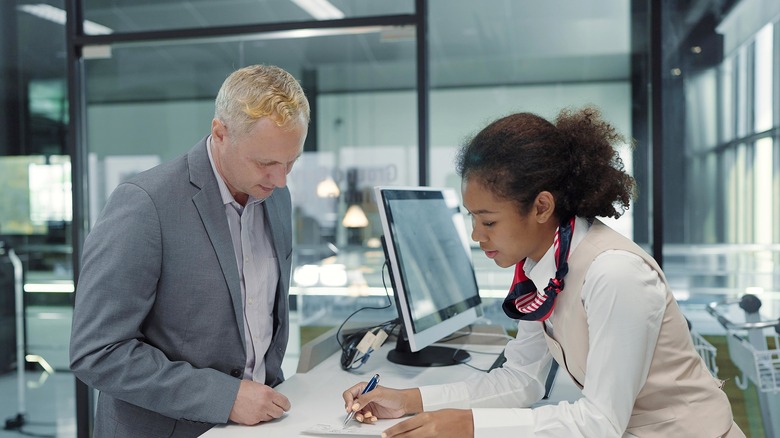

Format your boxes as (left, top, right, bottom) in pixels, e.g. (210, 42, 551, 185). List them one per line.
(374, 185, 482, 353)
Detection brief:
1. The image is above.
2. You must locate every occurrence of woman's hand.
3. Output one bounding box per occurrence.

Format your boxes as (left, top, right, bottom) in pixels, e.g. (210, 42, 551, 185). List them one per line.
(381, 409, 474, 438)
(342, 384, 423, 422)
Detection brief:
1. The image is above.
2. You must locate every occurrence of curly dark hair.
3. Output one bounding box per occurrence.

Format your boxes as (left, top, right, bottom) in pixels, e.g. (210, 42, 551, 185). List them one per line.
(455, 106, 636, 220)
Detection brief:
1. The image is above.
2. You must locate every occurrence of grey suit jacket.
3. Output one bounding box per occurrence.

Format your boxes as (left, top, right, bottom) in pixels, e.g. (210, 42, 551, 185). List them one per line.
(70, 137, 292, 437)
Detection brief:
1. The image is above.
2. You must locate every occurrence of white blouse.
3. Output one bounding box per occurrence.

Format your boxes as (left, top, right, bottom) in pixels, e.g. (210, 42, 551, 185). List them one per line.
(419, 217, 668, 437)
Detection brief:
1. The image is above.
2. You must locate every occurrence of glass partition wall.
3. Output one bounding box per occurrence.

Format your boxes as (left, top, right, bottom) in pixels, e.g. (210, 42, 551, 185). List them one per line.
(659, 2, 780, 436)
(1, 0, 75, 435)
(427, 0, 643, 310)
(69, 3, 421, 436)
(660, 0, 780, 304)
(80, 25, 422, 351)
(66, 1, 650, 434)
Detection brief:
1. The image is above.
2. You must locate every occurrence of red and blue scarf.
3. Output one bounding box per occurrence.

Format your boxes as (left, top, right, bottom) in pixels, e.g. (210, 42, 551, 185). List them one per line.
(502, 217, 576, 321)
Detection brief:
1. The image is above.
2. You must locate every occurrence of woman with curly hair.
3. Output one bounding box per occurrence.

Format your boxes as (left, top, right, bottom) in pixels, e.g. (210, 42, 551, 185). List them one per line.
(342, 107, 743, 437)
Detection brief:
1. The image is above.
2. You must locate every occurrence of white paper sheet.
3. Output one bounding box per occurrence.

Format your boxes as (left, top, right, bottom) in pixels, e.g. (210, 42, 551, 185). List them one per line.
(302, 418, 404, 436)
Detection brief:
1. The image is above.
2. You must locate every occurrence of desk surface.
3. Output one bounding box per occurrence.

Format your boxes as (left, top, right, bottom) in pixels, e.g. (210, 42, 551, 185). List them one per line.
(201, 326, 581, 438)
(201, 329, 510, 437)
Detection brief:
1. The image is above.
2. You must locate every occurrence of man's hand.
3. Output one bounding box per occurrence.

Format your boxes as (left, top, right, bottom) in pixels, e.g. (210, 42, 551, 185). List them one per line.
(381, 409, 474, 438)
(229, 380, 291, 425)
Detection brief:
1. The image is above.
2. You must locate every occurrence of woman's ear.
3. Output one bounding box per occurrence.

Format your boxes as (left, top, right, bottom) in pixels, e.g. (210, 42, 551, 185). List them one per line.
(533, 191, 556, 223)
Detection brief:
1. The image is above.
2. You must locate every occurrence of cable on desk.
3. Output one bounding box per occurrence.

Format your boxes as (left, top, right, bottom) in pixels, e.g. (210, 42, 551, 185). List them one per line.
(337, 261, 399, 371)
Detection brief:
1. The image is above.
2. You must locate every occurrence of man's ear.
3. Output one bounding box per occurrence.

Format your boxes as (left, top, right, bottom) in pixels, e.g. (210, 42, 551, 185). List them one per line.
(211, 118, 227, 143)
(533, 191, 556, 223)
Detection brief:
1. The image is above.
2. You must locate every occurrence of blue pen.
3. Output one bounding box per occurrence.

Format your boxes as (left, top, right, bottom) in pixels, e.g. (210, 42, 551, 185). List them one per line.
(344, 373, 380, 426)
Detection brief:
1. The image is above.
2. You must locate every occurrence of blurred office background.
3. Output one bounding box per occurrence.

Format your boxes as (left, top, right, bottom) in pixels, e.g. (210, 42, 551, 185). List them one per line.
(0, 0, 778, 436)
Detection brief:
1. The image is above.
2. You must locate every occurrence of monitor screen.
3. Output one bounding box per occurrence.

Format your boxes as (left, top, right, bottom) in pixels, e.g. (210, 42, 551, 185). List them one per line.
(375, 186, 482, 367)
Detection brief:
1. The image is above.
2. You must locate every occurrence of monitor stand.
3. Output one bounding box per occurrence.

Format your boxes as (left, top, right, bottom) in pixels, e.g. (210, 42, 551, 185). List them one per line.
(387, 332, 470, 367)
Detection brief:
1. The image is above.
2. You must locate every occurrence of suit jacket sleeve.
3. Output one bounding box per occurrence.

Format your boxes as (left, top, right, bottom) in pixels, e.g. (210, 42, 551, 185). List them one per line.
(69, 181, 241, 424)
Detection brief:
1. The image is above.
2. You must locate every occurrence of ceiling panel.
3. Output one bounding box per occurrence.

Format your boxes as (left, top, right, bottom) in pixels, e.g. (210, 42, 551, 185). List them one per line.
(17, 0, 633, 103)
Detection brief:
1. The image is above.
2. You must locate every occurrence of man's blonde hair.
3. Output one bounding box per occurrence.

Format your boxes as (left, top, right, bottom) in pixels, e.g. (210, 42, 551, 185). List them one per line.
(214, 64, 310, 135)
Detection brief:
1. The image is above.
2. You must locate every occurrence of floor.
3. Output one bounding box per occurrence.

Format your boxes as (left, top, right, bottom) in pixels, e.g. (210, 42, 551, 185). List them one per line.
(1, 371, 75, 437)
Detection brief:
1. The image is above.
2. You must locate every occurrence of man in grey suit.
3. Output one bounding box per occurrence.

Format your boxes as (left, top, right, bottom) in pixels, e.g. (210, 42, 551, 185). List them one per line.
(70, 64, 309, 437)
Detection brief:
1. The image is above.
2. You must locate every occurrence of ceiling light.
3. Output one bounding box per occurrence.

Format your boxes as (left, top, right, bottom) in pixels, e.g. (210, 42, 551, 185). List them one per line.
(290, 0, 345, 20)
(17, 4, 113, 35)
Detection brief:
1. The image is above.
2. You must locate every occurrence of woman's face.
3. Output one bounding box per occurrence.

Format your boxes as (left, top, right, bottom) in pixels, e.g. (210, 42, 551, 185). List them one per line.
(462, 178, 555, 267)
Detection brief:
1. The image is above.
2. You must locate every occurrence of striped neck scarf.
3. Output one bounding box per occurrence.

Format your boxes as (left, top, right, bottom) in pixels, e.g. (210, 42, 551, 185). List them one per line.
(502, 217, 576, 321)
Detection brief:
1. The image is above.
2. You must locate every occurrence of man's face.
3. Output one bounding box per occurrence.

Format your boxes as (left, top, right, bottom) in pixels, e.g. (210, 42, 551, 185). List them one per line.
(211, 115, 307, 204)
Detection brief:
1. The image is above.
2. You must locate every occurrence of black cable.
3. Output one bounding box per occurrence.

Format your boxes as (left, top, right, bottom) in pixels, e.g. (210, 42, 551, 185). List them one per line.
(335, 261, 394, 351)
(456, 347, 509, 373)
(336, 261, 398, 371)
(459, 360, 490, 373)
(342, 318, 400, 371)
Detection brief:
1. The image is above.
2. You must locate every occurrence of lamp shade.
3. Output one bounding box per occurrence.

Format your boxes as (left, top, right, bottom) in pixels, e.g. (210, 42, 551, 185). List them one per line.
(316, 177, 340, 198)
(342, 204, 369, 228)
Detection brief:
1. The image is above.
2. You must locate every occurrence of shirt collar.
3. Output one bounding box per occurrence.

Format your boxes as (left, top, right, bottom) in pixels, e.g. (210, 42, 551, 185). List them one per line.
(206, 136, 264, 208)
(524, 216, 591, 289)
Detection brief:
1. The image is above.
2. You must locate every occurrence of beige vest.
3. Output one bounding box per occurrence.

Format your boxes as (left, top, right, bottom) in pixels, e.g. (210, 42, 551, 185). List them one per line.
(542, 220, 736, 437)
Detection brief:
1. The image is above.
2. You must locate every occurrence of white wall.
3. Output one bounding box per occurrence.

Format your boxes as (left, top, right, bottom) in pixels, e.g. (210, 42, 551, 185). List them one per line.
(87, 100, 215, 161)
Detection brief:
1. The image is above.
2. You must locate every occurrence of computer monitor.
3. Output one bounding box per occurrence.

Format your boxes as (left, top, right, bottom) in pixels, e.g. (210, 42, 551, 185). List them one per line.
(374, 186, 482, 367)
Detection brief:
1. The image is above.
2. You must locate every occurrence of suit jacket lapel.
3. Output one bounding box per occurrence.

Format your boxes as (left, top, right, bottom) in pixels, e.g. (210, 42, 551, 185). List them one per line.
(263, 190, 291, 341)
(187, 137, 246, 350)
(264, 194, 287, 275)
